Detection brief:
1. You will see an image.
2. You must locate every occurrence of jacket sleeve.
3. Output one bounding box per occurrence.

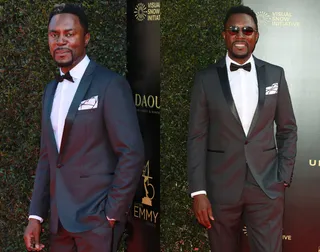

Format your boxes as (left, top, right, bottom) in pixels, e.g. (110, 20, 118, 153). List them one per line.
(29, 86, 50, 220)
(187, 72, 209, 195)
(103, 75, 145, 221)
(275, 68, 297, 185)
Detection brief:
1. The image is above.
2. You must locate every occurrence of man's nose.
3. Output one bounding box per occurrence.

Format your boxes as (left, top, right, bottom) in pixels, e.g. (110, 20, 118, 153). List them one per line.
(235, 31, 245, 38)
(56, 35, 66, 44)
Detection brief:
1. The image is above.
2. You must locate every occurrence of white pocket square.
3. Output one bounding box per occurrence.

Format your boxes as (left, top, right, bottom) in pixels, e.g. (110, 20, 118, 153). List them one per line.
(78, 95, 98, 110)
(266, 83, 278, 95)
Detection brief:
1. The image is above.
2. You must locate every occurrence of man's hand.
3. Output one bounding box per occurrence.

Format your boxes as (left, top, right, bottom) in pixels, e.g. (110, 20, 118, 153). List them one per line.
(24, 219, 45, 251)
(193, 194, 214, 229)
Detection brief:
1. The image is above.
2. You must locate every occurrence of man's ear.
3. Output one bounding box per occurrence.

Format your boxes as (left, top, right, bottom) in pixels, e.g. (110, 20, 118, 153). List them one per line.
(85, 33, 90, 47)
(255, 31, 259, 43)
(222, 31, 226, 40)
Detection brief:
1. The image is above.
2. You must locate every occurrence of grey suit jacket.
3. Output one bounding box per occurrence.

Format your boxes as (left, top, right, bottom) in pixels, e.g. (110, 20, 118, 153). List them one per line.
(187, 56, 297, 204)
(29, 60, 144, 233)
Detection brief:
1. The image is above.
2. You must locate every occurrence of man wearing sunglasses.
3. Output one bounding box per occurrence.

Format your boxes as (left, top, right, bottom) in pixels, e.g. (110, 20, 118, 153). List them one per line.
(188, 5, 297, 252)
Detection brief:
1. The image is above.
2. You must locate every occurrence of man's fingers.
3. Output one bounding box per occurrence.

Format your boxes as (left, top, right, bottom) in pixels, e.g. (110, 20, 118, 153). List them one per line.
(25, 238, 32, 250)
(33, 231, 42, 251)
(24, 233, 34, 250)
(200, 210, 211, 228)
(196, 211, 205, 227)
(195, 212, 202, 225)
(24, 221, 43, 251)
(193, 195, 213, 228)
(208, 207, 214, 221)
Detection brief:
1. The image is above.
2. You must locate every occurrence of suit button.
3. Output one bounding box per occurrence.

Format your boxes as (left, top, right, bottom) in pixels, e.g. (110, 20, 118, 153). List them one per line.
(57, 164, 63, 168)
(245, 141, 249, 145)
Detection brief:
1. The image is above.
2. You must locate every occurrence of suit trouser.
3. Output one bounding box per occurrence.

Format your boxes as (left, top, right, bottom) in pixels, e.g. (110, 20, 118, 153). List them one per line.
(49, 220, 114, 252)
(207, 168, 285, 252)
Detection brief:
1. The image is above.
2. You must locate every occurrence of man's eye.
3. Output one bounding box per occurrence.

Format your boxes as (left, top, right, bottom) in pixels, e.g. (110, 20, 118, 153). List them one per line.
(51, 33, 58, 38)
(66, 33, 73, 37)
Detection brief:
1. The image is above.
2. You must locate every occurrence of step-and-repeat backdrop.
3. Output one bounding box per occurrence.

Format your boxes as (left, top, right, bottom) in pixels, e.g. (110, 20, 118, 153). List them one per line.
(242, 0, 320, 251)
(126, 1, 160, 251)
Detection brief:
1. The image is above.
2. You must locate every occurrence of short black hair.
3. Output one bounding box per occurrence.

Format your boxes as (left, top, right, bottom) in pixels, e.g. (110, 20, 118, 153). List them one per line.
(224, 5, 258, 30)
(48, 3, 89, 33)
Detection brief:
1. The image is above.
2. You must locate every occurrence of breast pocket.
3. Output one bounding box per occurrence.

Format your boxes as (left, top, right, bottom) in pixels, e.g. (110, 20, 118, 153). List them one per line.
(76, 107, 99, 115)
(262, 94, 277, 117)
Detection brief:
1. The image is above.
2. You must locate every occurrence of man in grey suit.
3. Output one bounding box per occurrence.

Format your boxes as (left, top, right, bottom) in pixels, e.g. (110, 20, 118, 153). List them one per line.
(187, 5, 297, 252)
(23, 3, 144, 252)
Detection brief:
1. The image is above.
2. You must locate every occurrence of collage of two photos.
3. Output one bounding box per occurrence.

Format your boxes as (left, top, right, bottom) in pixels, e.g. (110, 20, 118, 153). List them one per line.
(1, 0, 319, 251)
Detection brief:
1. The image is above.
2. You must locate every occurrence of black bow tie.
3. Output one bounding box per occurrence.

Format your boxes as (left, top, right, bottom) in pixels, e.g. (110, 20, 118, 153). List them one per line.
(55, 71, 74, 83)
(230, 62, 251, 72)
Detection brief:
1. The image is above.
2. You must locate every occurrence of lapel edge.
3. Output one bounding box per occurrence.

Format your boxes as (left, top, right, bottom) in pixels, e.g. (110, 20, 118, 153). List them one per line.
(217, 60, 243, 127)
(58, 61, 97, 161)
(247, 57, 266, 137)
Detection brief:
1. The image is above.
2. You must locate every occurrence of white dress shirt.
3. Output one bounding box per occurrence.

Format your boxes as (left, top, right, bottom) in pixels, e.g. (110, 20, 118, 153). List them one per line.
(29, 55, 90, 222)
(191, 54, 258, 198)
(50, 56, 90, 152)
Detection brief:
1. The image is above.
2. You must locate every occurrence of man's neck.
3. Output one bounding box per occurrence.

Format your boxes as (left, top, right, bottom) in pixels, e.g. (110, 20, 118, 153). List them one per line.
(60, 54, 86, 74)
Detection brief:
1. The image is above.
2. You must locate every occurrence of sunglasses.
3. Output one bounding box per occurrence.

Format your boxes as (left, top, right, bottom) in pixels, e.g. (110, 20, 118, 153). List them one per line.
(225, 26, 257, 36)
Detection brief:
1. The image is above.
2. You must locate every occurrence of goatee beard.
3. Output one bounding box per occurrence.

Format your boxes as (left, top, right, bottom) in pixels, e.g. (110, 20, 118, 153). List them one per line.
(56, 60, 73, 67)
(54, 50, 74, 67)
(230, 52, 249, 59)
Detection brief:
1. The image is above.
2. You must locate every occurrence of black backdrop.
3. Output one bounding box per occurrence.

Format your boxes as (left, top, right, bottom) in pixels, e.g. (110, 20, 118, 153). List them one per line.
(126, 1, 160, 251)
(241, 0, 320, 251)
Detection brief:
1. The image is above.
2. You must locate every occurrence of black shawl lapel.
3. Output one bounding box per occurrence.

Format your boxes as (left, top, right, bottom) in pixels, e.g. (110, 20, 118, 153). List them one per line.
(44, 80, 59, 154)
(216, 59, 243, 128)
(247, 57, 266, 137)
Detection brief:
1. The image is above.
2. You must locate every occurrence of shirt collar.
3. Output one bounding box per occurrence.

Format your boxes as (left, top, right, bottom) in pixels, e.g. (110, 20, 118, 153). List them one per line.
(59, 55, 90, 80)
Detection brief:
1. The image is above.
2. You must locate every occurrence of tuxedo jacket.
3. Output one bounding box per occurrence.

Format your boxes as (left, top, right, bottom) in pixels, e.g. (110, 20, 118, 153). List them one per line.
(187, 56, 297, 205)
(29, 61, 144, 233)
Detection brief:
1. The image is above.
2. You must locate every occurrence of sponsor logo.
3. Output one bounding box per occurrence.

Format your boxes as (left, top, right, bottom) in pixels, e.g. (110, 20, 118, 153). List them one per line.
(134, 2, 160, 22)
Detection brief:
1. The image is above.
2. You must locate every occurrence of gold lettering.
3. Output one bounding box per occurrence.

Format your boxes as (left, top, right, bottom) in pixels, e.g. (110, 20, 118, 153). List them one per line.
(146, 96, 154, 108)
(146, 209, 153, 221)
(148, 2, 160, 8)
(139, 207, 146, 218)
(272, 22, 282, 26)
(134, 204, 159, 224)
(135, 94, 141, 106)
(147, 15, 160, 21)
(153, 211, 159, 223)
(272, 16, 290, 22)
(141, 96, 148, 107)
(135, 94, 160, 109)
(309, 159, 317, 166)
(282, 235, 292, 240)
(272, 12, 292, 17)
(155, 96, 160, 109)
(148, 9, 160, 15)
(133, 205, 139, 218)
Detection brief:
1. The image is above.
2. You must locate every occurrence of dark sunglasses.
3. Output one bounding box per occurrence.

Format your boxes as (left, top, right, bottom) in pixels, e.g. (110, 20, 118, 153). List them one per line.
(225, 26, 257, 36)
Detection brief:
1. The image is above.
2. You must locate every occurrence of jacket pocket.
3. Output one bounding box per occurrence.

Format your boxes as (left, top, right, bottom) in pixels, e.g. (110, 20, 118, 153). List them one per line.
(207, 149, 225, 153)
(263, 146, 276, 152)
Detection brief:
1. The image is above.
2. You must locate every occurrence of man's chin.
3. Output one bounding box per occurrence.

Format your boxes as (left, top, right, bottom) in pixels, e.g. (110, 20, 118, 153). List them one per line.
(231, 51, 250, 59)
(56, 60, 73, 67)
